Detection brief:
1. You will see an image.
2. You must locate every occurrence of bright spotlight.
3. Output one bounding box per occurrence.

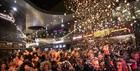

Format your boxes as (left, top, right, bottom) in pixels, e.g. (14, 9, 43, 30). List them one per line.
(59, 44, 62, 48)
(12, 7, 17, 11)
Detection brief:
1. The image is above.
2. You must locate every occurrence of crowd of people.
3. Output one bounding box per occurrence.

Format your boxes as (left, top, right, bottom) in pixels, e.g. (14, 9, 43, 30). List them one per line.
(0, 42, 140, 71)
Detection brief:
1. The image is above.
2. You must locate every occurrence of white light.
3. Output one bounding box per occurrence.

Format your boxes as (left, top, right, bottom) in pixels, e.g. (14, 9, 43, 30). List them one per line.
(18, 44, 22, 46)
(35, 39, 39, 43)
(116, 7, 121, 10)
(53, 40, 64, 44)
(135, 10, 140, 13)
(74, 21, 77, 23)
(59, 45, 62, 48)
(61, 24, 64, 27)
(44, 48, 48, 51)
(116, 0, 119, 2)
(61, 19, 63, 23)
(130, 23, 133, 26)
(20, 34, 27, 38)
(64, 13, 66, 16)
(56, 45, 59, 48)
(134, 20, 137, 23)
(14, 0, 17, 3)
(122, 9, 127, 13)
(7, 43, 13, 45)
(12, 7, 17, 11)
(72, 15, 75, 18)
(63, 44, 66, 47)
(0, 13, 15, 23)
(36, 43, 39, 46)
(73, 35, 82, 40)
(132, 16, 136, 19)
(26, 43, 39, 48)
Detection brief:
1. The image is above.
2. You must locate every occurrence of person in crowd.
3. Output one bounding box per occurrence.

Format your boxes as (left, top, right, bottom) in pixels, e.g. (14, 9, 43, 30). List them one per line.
(1, 63, 7, 71)
(17, 61, 35, 71)
(40, 61, 52, 71)
(129, 52, 140, 71)
(8, 62, 17, 71)
(58, 60, 75, 71)
(0, 40, 139, 71)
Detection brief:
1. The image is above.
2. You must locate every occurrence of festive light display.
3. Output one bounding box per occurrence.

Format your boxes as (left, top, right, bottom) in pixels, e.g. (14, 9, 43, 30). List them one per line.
(64, 0, 140, 50)
(65, 0, 119, 31)
(64, 0, 140, 38)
